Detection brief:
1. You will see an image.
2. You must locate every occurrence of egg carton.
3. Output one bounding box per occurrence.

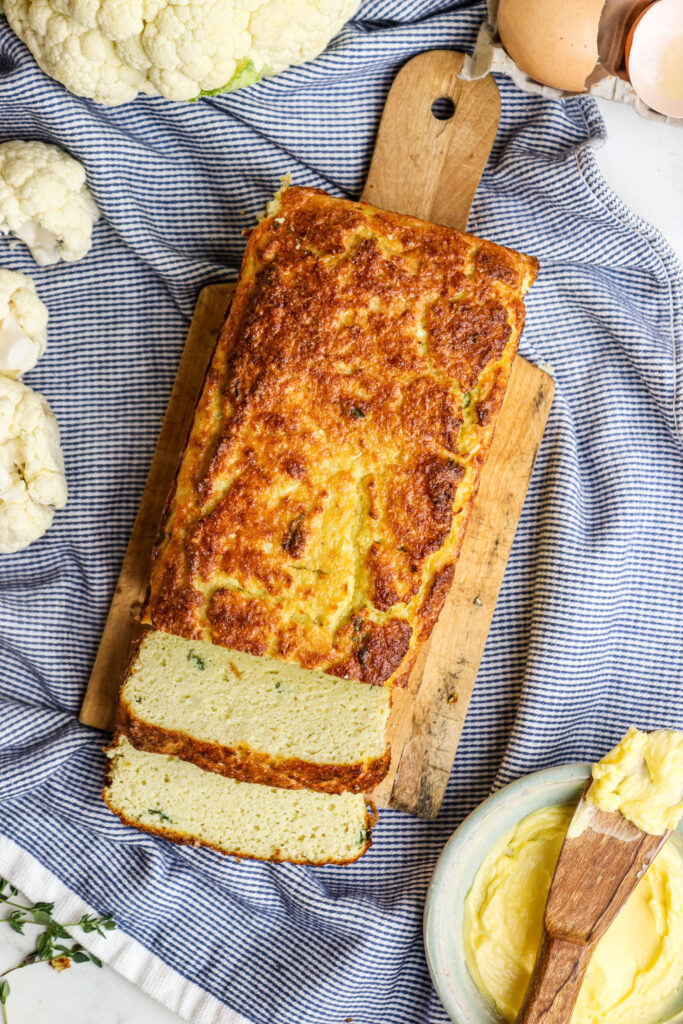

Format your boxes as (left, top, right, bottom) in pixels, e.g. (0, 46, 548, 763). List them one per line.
(460, 14, 682, 127)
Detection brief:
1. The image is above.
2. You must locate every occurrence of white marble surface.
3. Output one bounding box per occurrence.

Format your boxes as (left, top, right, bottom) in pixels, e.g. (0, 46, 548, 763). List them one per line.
(0, 909, 186, 1024)
(1, 98, 682, 1024)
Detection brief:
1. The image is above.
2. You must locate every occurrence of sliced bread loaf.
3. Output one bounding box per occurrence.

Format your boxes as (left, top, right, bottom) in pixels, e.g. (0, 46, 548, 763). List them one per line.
(104, 736, 373, 865)
(117, 631, 391, 793)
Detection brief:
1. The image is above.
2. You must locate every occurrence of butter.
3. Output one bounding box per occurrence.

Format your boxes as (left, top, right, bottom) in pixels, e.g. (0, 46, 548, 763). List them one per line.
(463, 804, 683, 1024)
(586, 728, 683, 834)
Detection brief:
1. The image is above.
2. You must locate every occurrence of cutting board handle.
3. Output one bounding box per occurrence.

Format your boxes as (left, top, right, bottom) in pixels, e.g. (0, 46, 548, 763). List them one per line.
(362, 50, 501, 232)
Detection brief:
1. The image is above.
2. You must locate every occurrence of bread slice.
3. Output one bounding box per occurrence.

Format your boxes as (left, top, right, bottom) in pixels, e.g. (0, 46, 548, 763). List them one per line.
(104, 736, 373, 865)
(117, 631, 391, 793)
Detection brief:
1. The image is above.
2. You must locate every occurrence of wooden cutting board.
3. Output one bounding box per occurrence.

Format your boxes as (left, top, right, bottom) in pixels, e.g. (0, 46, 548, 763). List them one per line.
(80, 50, 554, 819)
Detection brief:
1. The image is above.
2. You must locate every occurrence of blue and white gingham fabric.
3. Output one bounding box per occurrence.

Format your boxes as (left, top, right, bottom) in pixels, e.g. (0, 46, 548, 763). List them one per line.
(0, 1, 682, 1022)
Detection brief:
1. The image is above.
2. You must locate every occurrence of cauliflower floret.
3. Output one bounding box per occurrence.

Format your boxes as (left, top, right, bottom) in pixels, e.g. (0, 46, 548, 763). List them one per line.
(0, 268, 48, 377)
(0, 375, 68, 553)
(5, 0, 360, 105)
(6, 2, 156, 106)
(0, 140, 100, 266)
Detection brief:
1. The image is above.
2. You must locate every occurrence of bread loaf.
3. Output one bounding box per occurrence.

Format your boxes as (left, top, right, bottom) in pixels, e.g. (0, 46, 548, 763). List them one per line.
(145, 186, 539, 688)
(105, 185, 539, 864)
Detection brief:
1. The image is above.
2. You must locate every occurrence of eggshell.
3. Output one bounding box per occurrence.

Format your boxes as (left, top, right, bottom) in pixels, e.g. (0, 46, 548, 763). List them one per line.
(626, 0, 683, 117)
(498, 0, 606, 92)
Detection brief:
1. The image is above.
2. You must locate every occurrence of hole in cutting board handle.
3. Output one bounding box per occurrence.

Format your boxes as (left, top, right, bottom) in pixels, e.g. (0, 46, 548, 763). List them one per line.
(431, 96, 455, 121)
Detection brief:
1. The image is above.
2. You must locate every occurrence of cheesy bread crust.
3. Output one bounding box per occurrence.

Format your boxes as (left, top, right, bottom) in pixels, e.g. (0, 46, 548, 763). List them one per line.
(146, 186, 538, 687)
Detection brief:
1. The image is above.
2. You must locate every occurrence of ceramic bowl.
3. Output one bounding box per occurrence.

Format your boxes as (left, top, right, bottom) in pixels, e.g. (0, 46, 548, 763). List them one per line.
(423, 763, 683, 1024)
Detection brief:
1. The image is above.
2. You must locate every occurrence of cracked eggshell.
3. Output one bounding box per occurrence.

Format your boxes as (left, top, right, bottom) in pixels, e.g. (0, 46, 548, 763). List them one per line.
(626, 0, 683, 117)
(498, 0, 606, 92)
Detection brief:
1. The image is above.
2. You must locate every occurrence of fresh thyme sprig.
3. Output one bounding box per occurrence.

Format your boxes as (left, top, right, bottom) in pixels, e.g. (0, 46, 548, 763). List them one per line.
(0, 877, 116, 1024)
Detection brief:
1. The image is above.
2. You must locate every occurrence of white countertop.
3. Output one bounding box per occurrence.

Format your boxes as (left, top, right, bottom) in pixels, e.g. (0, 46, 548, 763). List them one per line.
(2, 98, 682, 1024)
(0, 921, 182, 1024)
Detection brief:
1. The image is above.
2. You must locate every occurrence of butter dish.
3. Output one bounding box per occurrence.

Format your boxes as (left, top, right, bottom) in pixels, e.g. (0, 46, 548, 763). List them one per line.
(424, 764, 683, 1024)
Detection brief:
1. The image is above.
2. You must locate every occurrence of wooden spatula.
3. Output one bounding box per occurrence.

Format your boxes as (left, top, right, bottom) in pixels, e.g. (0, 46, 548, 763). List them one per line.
(515, 788, 671, 1024)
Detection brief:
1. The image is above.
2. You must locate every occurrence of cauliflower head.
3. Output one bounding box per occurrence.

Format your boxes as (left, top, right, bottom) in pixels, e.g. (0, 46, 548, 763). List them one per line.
(0, 375, 68, 553)
(0, 140, 100, 266)
(4, 0, 360, 105)
(0, 268, 48, 377)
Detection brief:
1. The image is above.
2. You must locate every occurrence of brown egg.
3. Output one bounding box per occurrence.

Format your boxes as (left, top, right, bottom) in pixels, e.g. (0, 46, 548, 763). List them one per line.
(498, 0, 606, 92)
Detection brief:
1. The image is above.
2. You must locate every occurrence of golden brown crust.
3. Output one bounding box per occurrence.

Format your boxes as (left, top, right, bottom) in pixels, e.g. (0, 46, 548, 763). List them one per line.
(146, 186, 538, 686)
(102, 753, 374, 866)
(117, 704, 391, 795)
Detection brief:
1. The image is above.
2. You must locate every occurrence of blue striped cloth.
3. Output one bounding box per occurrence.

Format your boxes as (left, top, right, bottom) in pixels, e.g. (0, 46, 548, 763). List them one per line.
(1, 1, 682, 1021)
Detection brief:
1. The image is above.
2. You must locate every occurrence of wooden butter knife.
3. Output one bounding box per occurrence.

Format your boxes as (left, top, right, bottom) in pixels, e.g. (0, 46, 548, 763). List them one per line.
(515, 789, 671, 1024)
